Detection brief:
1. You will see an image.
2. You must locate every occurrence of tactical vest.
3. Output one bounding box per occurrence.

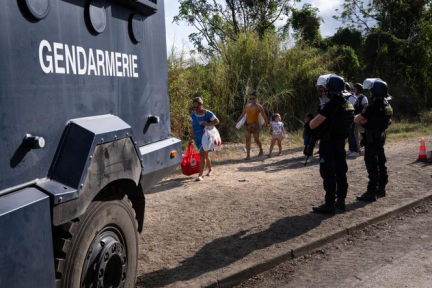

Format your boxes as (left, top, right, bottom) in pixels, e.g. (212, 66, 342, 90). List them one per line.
(363, 99, 393, 132)
(322, 98, 355, 140)
(354, 95, 365, 115)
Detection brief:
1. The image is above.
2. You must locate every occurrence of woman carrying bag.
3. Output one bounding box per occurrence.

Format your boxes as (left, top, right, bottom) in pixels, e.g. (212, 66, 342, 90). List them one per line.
(189, 97, 220, 181)
(236, 91, 269, 160)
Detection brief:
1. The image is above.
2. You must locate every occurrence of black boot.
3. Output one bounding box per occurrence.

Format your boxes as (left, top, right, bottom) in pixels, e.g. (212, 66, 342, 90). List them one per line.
(312, 203, 335, 214)
(335, 199, 346, 211)
(356, 190, 377, 202)
(376, 187, 386, 198)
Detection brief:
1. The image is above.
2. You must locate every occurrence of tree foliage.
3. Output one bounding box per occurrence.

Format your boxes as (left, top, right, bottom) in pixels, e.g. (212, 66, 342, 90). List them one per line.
(168, 33, 333, 139)
(335, 0, 430, 38)
(169, 0, 432, 141)
(174, 0, 299, 55)
(290, 4, 322, 46)
(333, 0, 432, 114)
(330, 27, 363, 53)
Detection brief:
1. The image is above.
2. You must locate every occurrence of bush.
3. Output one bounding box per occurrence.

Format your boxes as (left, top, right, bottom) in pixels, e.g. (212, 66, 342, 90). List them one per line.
(168, 32, 334, 141)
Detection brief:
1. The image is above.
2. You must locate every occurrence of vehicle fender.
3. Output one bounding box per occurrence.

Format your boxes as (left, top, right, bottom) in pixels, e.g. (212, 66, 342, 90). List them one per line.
(36, 114, 143, 226)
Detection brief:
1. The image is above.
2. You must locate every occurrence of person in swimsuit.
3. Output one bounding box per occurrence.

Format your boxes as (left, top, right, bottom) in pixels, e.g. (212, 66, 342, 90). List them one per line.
(189, 97, 220, 181)
(237, 91, 269, 160)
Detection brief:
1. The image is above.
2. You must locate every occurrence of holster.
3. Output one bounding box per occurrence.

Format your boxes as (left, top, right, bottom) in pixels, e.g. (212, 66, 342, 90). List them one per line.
(364, 130, 382, 144)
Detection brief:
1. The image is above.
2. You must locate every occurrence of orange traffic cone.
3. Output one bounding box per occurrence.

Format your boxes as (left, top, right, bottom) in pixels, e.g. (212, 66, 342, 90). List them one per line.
(418, 137, 427, 160)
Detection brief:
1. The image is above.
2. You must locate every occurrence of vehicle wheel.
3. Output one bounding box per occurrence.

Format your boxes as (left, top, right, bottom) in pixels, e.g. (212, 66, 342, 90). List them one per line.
(54, 191, 138, 288)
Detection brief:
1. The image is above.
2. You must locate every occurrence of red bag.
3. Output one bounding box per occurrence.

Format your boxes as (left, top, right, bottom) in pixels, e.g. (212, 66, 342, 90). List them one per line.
(181, 144, 201, 176)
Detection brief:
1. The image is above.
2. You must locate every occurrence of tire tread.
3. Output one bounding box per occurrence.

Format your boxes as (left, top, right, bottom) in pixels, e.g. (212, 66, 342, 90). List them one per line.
(53, 189, 138, 287)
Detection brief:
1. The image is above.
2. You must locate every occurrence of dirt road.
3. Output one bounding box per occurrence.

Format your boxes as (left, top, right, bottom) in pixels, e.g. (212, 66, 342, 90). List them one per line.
(238, 201, 432, 288)
(136, 137, 432, 287)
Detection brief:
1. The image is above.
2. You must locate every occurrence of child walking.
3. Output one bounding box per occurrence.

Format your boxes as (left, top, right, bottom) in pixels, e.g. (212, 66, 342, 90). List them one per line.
(267, 113, 286, 157)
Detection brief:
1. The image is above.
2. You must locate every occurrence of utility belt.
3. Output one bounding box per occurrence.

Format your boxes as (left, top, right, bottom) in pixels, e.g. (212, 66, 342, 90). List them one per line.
(319, 131, 346, 141)
(364, 129, 384, 145)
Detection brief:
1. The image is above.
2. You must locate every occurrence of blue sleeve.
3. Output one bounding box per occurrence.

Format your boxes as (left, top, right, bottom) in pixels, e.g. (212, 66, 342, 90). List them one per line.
(206, 110, 217, 122)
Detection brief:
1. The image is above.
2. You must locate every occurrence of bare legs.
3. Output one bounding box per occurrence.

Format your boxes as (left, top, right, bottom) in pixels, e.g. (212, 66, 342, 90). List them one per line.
(245, 131, 252, 159)
(268, 139, 282, 157)
(245, 130, 263, 159)
(253, 132, 264, 156)
(199, 151, 212, 177)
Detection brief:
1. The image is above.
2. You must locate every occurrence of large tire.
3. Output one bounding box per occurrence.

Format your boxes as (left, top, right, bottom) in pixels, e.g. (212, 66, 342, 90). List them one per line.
(54, 191, 139, 288)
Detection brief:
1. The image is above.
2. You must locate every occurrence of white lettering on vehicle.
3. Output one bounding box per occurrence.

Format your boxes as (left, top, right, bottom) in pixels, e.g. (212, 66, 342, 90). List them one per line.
(39, 40, 139, 78)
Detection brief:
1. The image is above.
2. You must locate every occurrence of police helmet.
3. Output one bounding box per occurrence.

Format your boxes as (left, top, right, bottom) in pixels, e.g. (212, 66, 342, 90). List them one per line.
(345, 82, 351, 92)
(353, 83, 363, 92)
(371, 80, 388, 96)
(326, 75, 345, 95)
(363, 78, 392, 100)
(316, 74, 332, 87)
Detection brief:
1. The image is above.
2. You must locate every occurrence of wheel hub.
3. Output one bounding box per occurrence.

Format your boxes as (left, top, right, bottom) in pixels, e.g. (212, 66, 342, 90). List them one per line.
(81, 228, 127, 288)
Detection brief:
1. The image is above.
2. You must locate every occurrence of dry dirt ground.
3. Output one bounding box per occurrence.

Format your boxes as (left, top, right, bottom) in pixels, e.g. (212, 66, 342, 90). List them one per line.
(136, 136, 432, 288)
(237, 201, 432, 288)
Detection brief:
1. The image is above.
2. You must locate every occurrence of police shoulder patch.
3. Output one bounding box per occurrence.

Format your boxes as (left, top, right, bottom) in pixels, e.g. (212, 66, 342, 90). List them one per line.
(344, 102, 354, 111)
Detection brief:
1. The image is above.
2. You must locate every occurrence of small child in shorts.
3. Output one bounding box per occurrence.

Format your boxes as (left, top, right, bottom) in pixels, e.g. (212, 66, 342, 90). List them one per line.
(303, 113, 314, 147)
(267, 113, 286, 157)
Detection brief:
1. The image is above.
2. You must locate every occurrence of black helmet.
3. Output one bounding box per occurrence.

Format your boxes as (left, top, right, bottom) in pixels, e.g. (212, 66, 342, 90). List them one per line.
(326, 75, 345, 95)
(353, 83, 363, 92)
(370, 80, 388, 97)
(344, 82, 351, 92)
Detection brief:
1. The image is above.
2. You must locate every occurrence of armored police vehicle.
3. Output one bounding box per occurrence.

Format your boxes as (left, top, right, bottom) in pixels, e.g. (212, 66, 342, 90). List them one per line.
(0, 0, 181, 287)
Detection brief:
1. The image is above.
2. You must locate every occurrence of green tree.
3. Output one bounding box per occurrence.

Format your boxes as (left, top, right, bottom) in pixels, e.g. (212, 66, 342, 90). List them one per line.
(330, 27, 363, 53)
(328, 45, 360, 81)
(174, 0, 299, 55)
(290, 4, 322, 46)
(334, 0, 432, 114)
(362, 29, 405, 76)
(335, 0, 430, 39)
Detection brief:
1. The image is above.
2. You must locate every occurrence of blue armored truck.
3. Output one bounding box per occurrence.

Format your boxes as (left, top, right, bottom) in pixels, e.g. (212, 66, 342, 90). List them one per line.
(0, 0, 181, 287)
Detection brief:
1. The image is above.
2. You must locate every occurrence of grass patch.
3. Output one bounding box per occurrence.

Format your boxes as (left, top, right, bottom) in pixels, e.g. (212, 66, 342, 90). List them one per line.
(387, 111, 432, 141)
(387, 122, 432, 140)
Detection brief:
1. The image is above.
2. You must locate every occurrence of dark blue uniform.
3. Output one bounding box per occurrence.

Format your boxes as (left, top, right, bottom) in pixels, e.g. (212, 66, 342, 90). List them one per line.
(360, 99, 393, 192)
(318, 97, 354, 205)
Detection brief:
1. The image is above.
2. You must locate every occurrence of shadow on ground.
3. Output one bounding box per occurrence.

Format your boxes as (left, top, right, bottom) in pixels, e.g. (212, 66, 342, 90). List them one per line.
(146, 176, 190, 195)
(407, 160, 432, 167)
(237, 155, 319, 173)
(212, 147, 305, 166)
(137, 201, 370, 287)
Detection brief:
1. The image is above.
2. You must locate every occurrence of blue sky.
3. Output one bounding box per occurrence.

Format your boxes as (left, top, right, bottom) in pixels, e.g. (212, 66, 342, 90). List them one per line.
(164, 0, 345, 52)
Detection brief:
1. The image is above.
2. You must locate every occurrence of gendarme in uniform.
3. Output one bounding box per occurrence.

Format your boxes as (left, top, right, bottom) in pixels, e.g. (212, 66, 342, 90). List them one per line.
(355, 79, 393, 201)
(310, 75, 355, 214)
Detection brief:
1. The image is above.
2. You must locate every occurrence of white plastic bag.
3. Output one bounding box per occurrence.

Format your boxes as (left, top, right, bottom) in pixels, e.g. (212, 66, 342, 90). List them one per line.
(236, 115, 246, 130)
(201, 126, 222, 151)
(259, 113, 265, 126)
